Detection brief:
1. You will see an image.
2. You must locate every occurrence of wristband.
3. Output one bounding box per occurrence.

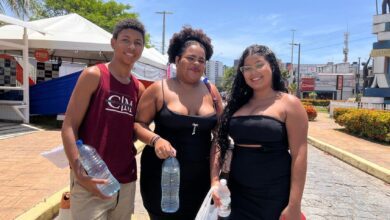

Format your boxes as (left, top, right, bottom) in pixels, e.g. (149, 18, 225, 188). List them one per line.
(150, 135, 161, 147)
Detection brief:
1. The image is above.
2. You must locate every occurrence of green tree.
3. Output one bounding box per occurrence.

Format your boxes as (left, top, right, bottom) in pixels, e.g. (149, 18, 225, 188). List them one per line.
(0, 0, 31, 17)
(281, 69, 290, 81)
(222, 66, 235, 93)
(30, 0, 151, 47)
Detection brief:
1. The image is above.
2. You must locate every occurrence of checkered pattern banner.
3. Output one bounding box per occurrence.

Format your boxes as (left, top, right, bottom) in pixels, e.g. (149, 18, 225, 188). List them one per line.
(0, 58, 17, 87)
(36, 62, 60, 83)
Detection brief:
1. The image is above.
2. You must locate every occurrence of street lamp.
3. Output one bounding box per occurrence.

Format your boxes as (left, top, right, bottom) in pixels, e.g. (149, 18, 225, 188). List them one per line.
(292, 43, 301, 98)
(357, 57, 361, 95)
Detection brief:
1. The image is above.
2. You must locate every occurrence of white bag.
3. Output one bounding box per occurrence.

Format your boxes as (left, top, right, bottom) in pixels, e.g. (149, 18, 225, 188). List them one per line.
(195, 187, 218, 220)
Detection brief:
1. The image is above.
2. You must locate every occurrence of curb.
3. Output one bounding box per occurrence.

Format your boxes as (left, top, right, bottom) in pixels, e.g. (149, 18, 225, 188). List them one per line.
(308, 136, 390, 184)
(17, 141, 147, 220)
(15, 186, 70, 220)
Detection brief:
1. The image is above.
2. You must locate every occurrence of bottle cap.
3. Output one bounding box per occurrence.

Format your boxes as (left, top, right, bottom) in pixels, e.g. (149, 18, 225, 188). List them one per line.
(220, 179, 227, 186)
(76, 139, 83, 146)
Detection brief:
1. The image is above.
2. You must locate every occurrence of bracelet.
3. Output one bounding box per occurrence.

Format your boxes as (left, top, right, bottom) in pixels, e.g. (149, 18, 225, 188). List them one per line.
(150, 135, 161, 147)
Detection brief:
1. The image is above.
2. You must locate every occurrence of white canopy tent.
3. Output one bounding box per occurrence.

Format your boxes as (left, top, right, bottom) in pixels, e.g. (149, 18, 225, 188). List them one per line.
(0, 14, 48, 123)
(0, 13, 167, 68)
(0, 13, 168, 122)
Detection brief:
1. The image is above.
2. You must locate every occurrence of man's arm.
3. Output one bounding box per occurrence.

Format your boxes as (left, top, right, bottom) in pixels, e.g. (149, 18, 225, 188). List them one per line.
(61, 66, 110, 199)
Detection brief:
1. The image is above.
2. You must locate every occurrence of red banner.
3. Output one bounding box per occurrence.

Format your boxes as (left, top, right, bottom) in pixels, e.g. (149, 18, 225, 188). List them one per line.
(300, 78, 315, 91)
(336, 75, 343, 90)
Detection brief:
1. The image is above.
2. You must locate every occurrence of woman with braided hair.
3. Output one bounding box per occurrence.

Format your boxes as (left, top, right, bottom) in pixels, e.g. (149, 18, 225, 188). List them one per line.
(211, 44, 307, 220)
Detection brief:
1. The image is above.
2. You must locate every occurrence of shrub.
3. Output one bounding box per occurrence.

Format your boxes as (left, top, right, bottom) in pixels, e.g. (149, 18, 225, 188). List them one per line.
(334, 108, 390, 143)
(333, 108, 354, 123)
(303, 104, 317, 121)
(301, 99, 330, 107)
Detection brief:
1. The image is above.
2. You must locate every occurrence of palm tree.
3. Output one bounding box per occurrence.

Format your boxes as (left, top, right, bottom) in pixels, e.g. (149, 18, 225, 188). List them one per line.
(0, 0, 31, 18)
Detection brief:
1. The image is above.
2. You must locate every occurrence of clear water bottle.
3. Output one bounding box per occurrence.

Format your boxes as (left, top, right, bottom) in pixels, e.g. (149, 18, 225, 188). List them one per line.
(218, 179, 231, 218)
(76, 140, 120, 197)
(161, 157, 180, 213)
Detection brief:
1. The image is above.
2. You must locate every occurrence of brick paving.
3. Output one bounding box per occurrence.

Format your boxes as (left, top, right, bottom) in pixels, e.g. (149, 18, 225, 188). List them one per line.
(303, 145, 390, 219)
(0, 130, 69, 220)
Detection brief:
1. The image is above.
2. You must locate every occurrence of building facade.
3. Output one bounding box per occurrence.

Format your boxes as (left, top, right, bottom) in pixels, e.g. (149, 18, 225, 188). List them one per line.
(205, 60, 224, 86)
(304, 62, 359, 100)
(282, 62, 359, 100)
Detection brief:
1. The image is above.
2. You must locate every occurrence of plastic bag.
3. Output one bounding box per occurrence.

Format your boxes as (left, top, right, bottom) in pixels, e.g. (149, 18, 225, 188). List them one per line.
(195, 187, 218, 220)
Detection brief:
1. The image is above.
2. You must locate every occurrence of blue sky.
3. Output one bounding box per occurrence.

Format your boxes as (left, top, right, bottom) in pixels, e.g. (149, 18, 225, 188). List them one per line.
(126, 0, 376, 67)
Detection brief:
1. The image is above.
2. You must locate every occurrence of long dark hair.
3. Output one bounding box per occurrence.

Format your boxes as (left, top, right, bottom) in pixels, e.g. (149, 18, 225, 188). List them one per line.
(217, 44, 286, 167)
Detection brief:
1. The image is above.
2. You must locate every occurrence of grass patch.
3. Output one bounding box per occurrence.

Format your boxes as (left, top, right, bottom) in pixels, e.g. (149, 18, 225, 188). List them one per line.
(315, 106, 328, 113)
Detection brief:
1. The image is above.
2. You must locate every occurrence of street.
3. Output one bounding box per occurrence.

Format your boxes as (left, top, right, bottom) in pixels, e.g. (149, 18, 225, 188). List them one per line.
(303, 145, 390, 219)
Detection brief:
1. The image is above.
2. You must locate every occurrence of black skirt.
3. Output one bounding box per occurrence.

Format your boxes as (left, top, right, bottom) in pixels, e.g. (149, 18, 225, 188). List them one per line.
(140, 146, 210, 220)
(228, 146, 291, 220)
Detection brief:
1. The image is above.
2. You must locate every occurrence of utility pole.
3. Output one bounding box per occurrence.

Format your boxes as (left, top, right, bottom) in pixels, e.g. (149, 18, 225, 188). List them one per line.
(376, 0, 379, 15)
(357, 57, 361, 94)
(156, 11, 173, 54)
(290, 29, 296, 82)
(296, 43, 301, 98)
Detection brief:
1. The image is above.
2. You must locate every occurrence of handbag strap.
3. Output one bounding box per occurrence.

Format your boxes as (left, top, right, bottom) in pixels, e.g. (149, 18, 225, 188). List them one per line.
(202, 77, 219, 114)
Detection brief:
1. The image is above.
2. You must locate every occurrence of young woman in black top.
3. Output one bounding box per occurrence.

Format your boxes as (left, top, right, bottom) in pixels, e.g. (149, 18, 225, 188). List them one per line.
(211, 44, 307, 220)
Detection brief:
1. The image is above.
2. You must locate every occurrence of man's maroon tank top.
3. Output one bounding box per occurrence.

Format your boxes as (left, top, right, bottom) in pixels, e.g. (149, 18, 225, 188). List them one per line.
(78, 63, 139, 183)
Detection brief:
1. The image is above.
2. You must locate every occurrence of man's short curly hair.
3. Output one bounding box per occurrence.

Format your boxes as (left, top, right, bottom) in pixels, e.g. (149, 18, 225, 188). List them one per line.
(113, 18, 146, 43)
(167, 26, 213, 63)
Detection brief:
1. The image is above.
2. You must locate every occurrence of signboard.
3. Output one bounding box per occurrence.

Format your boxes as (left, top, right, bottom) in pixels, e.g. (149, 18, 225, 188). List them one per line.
(34, 49, 50, 62)
(300, 78, 315, 91)
(371, 49, 390, 57)
(336, 75, 343, 90)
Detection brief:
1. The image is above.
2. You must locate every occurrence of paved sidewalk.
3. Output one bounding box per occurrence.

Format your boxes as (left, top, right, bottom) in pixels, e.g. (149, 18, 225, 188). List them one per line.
(0, 130, 69, 220)
(308, 112, 390, 182)
(0, 111, 389, 219)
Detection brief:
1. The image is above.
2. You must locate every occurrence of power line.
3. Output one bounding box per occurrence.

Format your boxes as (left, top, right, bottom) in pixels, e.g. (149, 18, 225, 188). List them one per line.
(302, 31, 373, 48)
(302, 36, 375, 52)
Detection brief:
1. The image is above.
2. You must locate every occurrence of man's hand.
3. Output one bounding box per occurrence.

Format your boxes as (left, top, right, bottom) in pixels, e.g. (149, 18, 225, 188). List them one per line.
(73, 161, 113, 200)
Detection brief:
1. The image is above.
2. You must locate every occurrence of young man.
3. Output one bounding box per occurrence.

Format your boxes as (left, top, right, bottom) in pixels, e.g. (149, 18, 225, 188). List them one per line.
(61, 19, 146, 219)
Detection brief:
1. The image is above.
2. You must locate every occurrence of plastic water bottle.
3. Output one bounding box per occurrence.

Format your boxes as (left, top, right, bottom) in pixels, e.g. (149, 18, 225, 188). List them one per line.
(161, 157, 180, 213)
(218, 179, 231, 218)
(76, 140, 120, 197)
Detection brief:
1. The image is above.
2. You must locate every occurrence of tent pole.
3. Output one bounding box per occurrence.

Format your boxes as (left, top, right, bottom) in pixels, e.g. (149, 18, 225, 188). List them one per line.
(23, 27, 29, 123)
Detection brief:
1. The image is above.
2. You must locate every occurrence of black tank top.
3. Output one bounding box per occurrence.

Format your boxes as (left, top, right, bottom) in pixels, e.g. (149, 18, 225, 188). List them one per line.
(229, 115, 288, 151)
(140, 80, 218, 219)
(154, 80, 218, 162)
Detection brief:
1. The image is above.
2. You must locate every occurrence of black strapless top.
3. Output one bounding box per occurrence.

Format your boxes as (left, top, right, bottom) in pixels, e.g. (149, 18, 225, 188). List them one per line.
(229, 115, 289, 151)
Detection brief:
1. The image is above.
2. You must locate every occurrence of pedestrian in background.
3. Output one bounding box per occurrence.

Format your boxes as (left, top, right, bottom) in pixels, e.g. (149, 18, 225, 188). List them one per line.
(134, 26, 223, 220)
(211, 44, 307, 220)
(61, 18, 146, 219)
